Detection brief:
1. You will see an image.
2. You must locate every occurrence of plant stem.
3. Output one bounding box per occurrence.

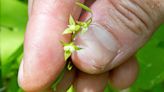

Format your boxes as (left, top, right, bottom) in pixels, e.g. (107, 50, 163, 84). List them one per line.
(0, 56, 4, 91)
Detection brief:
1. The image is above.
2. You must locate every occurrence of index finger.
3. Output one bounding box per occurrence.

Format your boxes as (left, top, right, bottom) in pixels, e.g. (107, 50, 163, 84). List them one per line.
(18, 0, 84, 91)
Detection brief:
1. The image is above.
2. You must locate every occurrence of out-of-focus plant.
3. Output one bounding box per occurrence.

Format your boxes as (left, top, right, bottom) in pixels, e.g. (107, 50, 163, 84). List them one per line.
(0, 0, 27, 91)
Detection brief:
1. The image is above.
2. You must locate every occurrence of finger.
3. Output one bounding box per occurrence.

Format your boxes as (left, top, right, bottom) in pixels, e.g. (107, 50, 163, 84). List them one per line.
(28, 0, 85, 18)
(55, 68, 76, 92)
(109, 56, 139, 89)
(72, 0, 163, 74)
(28, 0, 34, 16)
(18, 0, 84, 91)
(74, 71, 108, 92)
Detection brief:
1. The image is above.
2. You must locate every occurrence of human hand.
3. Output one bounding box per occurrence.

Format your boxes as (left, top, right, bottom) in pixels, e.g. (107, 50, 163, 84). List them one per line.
(18, 0, 164, 92)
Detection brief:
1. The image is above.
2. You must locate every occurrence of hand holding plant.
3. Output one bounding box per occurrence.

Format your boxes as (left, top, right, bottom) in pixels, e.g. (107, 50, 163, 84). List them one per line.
(18, 0, 164, 92)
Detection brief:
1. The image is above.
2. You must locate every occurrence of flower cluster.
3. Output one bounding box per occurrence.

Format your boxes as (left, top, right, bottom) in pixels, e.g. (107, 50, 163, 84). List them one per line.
(61, 2, 93, 64)
(52, 2, 93, 91)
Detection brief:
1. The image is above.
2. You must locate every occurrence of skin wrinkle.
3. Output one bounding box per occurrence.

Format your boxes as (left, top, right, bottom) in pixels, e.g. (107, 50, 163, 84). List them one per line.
(121, 0, 148, 29)
(100, 6, 139, 71)
(110, 1, 143, 35)
(113, 0, 151, 37)
(73, 0, 140, 72)
(100, 0, 162, 71)
(118, 0, 164, 33)
(72, 0, 164, 75)
(143, 0, 159, 23)
(106, 0, 144, 39)
(130, 0, 151, 20)
(130, 0, 153, 29)
(110, 0, 139, 34)
(111, 0, 148, 34)
(101, 0, 140, 46)
(140, 0, 163, 23)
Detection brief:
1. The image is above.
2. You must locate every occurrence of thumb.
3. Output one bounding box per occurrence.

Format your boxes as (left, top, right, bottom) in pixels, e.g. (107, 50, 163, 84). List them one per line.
(72, 0, 164, 74)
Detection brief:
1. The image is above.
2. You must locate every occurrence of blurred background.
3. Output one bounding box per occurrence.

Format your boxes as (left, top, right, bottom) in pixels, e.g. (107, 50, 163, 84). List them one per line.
(0, 0, 164, 92)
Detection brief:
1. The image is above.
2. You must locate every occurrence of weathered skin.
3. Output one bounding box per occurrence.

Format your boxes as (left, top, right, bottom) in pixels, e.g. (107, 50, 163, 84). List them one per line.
(72, 0, 164, 74)
(18, 0, 164, 92)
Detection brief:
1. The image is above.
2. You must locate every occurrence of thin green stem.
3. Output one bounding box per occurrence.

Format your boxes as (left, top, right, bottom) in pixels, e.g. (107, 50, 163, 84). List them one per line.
(51, 65, 67, 91)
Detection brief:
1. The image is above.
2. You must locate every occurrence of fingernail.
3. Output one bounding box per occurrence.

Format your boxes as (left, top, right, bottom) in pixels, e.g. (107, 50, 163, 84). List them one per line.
(73, 23, 119, 74)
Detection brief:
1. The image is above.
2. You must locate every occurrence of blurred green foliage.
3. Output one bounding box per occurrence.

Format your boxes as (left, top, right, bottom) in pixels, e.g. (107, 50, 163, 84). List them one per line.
(0, 0, 164, 92)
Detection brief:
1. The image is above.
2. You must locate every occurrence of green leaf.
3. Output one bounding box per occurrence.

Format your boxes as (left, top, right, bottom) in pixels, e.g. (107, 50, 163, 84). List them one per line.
(0, 0, 28, 31)
(67, 85, 75, 92)
(132, 24, 164, 90)
(69, 15, 75, 25)
(63, 25, 80, 35)
(157, 41, 164, 48)
(76, 21, 84, 26)
(76, 2, 92, 13)
(61, 42, 81, 61)
(63, 28, 72, 34)
(7, 75, 20, 92)
(75, 25, 81, 31)
(64, 51, 72, 61)
(77, 19, 92, 34)
(0, 27, 24, 78)
(74, 46, 82, 51)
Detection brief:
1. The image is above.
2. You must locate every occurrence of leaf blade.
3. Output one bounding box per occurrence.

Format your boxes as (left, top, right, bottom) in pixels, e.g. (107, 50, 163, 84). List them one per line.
(63, 28, 72, 34)
(64, 51, 72, 61)
(69, 15, 75, 25)
(76, 2, 92, 13)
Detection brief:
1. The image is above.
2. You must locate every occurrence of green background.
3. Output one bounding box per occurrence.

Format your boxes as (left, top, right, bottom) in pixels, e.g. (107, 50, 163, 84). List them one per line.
(0, 0, 164, 92)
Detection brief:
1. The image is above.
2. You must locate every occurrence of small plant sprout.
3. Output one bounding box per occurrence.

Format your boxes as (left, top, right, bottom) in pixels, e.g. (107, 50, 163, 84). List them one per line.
(61, 2, 93, 64)
(62, 15, 81, 35)
(52, 2, 92, 91)
(77, 18, 92, 34)
(61, 2, 93, 68)
(60, 41, 81, 61)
